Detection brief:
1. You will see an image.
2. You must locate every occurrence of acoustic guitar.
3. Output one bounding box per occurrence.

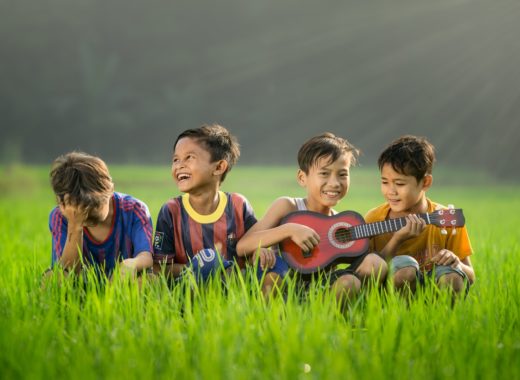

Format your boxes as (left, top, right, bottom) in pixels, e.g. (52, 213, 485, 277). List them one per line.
(279, 208, 465, 273)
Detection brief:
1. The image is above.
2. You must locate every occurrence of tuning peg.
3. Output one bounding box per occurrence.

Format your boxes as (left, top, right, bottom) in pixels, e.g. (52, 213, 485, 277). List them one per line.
(441, 228, 448, 235)
(448, 204, 455, 209)
(451, 228, 457, 235)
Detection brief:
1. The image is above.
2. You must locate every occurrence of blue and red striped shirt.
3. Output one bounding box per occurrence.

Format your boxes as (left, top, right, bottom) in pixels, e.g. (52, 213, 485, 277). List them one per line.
(49, 192, 153, 275)
(153, 191, 256, 268)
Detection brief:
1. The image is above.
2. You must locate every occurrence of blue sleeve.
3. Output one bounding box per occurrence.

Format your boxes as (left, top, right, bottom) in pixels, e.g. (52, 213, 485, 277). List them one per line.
(153, 203, 176, 264)
(49, 207, 67, 267)
(242, 197, 257, 231)
(130, 201, 154, 256)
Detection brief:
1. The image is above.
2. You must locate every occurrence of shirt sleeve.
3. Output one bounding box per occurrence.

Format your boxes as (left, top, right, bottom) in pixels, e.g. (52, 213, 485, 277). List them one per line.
(447, 225, 473, 260)
(49, 207, 68, 266)
(153, 203, 176, 264)
(242, 197, 258, 231)
(130, 200, 154, 256)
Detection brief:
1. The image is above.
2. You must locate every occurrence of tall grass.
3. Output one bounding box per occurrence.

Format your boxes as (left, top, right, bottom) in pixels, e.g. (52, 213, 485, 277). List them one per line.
(0, 165, 519, 379)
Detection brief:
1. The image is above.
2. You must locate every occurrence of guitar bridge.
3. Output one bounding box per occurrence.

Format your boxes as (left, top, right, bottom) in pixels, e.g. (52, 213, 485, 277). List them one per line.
(302, 250, 312, 258)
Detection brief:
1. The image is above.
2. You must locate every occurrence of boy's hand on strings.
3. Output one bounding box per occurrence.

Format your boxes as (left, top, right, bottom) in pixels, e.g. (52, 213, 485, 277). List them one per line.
(394, 214, 426, 242)
(431, 249, 461, 269)
(287, 223, 320, 253)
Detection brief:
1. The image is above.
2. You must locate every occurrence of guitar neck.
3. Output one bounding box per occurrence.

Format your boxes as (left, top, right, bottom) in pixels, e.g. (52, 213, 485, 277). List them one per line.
(350, 213, 432, 240)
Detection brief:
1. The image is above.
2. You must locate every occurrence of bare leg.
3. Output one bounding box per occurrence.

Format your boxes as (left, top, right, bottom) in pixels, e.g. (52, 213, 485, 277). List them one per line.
(355, 253, 388, 286)
(437, 272, 465, 304)
(392, 266, 418, 297)
(262, 272, 282, 299)
(332, 274, 361, 309)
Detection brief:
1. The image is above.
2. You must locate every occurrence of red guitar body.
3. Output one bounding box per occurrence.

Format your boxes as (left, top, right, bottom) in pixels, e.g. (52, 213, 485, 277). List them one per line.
(279, 210, 369, 274)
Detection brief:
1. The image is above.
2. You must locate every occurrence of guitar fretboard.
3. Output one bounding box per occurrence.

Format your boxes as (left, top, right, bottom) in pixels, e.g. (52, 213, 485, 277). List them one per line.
(349, 213, 431, 240)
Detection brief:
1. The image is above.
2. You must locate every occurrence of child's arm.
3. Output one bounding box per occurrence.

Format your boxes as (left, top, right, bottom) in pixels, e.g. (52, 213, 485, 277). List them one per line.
(153, 261, 186, 278)
(56, 201, 90, 273)
(120, 201, 155, 276)
(378, 214, 426, 259)
(431, 250, 475, 284)
(236, 197, 320, 256)
(121, 252, 153, 275)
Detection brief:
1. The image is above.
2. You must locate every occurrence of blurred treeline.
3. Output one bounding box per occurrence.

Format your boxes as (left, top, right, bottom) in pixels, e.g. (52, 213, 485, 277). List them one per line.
(1, 0, 519, 179)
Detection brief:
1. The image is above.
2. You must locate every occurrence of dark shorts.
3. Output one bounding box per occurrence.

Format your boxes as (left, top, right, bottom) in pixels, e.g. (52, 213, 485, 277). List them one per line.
(294, 252, 368, 292)
(255, 254, 290, 281)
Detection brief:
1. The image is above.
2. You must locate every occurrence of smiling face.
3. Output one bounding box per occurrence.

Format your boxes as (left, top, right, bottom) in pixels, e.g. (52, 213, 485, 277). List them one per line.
(172, 137, 227, 194)
(297, 153, 352, 214)
(380, 163, 432, 216)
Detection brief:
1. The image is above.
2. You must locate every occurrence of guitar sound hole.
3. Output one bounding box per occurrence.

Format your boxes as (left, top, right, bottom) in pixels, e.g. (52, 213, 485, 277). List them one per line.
(335, 228, 351, 243)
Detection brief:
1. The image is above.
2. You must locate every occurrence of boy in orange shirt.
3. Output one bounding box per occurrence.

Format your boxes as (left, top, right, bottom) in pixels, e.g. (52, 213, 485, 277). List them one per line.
(365, 136, 475, 296)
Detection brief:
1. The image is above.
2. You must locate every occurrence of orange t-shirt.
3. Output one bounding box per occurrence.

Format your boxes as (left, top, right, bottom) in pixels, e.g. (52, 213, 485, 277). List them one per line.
(364, 199, 473, 271)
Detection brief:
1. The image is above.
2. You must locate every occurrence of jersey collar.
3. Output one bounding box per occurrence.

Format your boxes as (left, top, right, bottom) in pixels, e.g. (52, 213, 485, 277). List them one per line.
(182, 191, 228, 224)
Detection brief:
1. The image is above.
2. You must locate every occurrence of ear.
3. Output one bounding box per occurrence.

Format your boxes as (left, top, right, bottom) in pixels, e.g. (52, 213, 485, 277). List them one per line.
(213, 160, 229, 177)
(422, 174, 433, 190)
(296, 169, 307, 187)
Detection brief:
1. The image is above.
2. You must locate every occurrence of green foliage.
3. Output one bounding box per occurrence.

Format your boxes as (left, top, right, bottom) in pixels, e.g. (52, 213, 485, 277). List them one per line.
(1, 165, 520, 379)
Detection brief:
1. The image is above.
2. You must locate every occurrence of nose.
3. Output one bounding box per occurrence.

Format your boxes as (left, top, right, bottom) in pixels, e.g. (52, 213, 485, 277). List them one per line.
(173, 159, 185, 169)
(328, 174, 341, 187)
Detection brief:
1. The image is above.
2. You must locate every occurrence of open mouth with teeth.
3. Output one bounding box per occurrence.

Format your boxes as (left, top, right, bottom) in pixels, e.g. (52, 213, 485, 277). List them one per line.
(322, 191, 340, 199)
(177, 173, 191, 182)
(323, 191, 339, 195)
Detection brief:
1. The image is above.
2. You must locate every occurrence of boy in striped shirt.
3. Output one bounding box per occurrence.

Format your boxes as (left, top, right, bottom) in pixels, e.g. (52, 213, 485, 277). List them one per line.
(153, 124, 287, 293)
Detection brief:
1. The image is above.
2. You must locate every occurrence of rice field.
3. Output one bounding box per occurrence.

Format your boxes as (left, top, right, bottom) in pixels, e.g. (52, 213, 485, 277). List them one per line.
(0, 164, 519, 379)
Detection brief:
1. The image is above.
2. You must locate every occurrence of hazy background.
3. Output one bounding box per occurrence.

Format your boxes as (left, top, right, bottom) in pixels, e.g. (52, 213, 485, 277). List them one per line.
(1, 0, 519, 179)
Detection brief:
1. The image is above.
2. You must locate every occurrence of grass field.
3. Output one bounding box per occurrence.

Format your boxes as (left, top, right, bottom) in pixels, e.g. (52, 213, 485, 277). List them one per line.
(1, 165, 519, 379)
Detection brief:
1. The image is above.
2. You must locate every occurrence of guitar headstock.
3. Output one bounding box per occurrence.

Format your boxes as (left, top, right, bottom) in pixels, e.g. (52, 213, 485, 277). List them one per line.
(430, 207, 465, 228)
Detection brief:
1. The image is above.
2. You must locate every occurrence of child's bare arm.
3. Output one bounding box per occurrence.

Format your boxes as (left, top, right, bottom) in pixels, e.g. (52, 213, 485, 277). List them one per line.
(57, 198, 90, 273)
(121, 251, 153, 276)
(153, 262, 186, 278)
(236, 197, 320, 256)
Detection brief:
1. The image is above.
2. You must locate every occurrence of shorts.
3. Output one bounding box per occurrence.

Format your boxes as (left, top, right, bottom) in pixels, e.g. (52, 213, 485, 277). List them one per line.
(295, 252, 368, 292)
(255, 254, 290, 281)
(390, 255, 469, 289)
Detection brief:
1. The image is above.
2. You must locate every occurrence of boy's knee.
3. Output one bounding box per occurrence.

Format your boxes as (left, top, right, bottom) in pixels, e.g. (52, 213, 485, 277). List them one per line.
(263, 271, 281, 285)
(393, 266, 418, 289)
(356, 253, 388, 282)
(262, 272, 282, 296)
(333, 273, 361, 294)
(437, 272, 465, 293)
